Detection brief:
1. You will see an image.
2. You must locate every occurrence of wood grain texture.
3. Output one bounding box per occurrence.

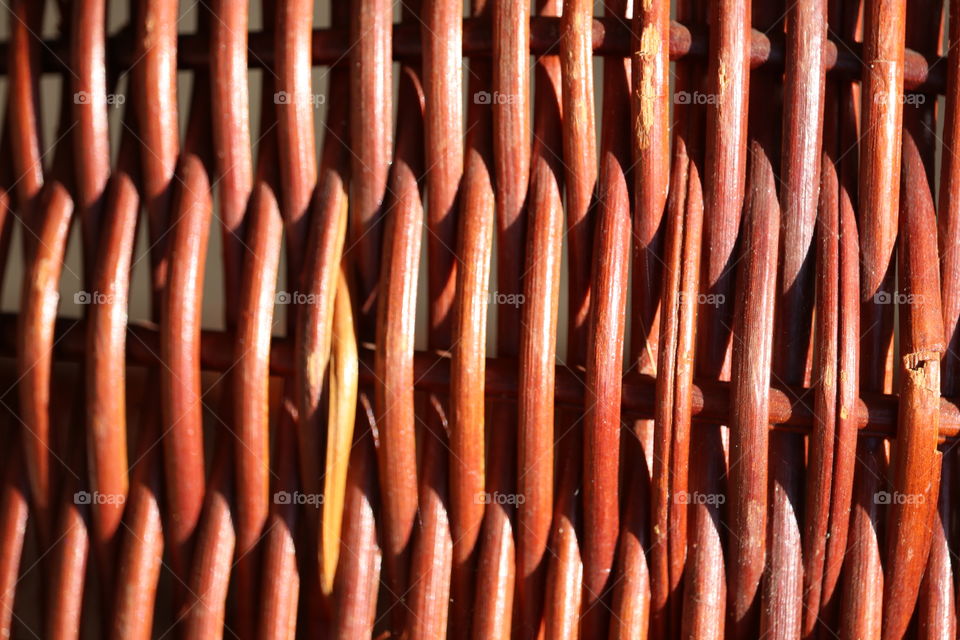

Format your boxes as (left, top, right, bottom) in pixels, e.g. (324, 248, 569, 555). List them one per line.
(561, 0, 596, 366)
(581, 1, 629, 629)
(882, 111, 945, 640)
(818, 3, 862, 634)
(726, 135, 778, 640)
(450, 1, 497, 630)
(373, 62, 425, 615)
(515, 1, 563, 633)
(775, 4, 830, 636)
(926, 2, 960, 636)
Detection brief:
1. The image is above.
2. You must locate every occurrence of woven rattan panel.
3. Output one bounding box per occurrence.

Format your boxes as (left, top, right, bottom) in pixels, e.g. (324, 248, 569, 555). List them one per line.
(0, 0, 956, 638)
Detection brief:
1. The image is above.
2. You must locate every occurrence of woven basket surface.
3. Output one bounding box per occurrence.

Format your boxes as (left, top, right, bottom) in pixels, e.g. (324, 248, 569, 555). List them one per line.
(0, 1, 956, 638)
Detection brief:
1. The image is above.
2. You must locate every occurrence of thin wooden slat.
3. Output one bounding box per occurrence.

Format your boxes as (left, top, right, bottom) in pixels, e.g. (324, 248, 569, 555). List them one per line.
(323, 268, 358, 599)
(927, 2, 960, 635)
(209, 0, 252, 327)
(179, 443, 234, 640)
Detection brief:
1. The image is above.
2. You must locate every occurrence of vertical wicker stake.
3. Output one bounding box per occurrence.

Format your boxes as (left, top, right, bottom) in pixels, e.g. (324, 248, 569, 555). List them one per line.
(8, 0, 44, 247)
(770, 0, 829, 636)
(749, 5, 794, 636)
(421, 1, 469, 635)
(454, 2, 508, 635)
(10, 0, 51, 550)
(491, 0, 533, 635)
(727, 110, 779, 640)
(928, 0, 960, 632)
(407, 6, 461, 629)
(99, 136, 161, 640)
(843, 2, 906, 638)
(701, 0, 751, 635)
(74, 0, 127, 600)
(517, 0, 564, 635)
(208, 0, 256, 633)
(580, 0, 629, 630)
(376, 64, 427, 637)
(635, 0, 671, 633)
(541, 0, 595, 636)
(820, 0, 863, 635)
(676, 163, 711, 640)
(21, 182, 76, 636)
(160, 153, 212, 599)
(882, 116, 945, 640)
(904, 2, 953, 635)
(600, 1, 652, 638)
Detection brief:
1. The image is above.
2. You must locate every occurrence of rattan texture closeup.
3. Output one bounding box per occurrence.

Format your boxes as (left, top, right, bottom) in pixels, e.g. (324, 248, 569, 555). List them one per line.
(0, 0, 959, 638)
